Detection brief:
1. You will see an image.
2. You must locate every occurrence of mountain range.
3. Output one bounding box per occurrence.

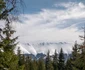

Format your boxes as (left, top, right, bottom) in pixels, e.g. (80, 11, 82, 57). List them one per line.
(14, 41, 72, 62)
(14, 41, 72, 55)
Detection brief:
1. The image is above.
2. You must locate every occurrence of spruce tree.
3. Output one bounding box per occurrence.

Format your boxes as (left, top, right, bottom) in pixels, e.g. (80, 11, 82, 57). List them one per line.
(25, 56, 31, 70)
(0, 19, 19, 70)
(0, 0, 24, 70)
(77, 25, 85, 70)
(65, 59, 73, 70)
(58, 48, 65, 70)
(32, 60, 38, 70)
(45, 50, 53, 70)
(53, 50, 58, 70)
(17, 47, 26, 70)
(71, 41, 80, 70)
(38, 58, 45, 70)
(72, 41, 78, 60)
(3, 19, 18, 52)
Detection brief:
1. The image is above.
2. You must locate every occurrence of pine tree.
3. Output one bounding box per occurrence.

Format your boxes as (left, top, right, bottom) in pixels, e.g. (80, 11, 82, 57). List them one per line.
(45, 50, 53, 70)
(0, 19, 19, 70)
(38, 58, 45, 70)
(65, 59, 73, 70)
(0, 0, 24, 70)
(70, 41, 85, 70)
(32, 60, 38, 70)
(58, 48, 65, 70)
(17, 47, 26, 70)
(25, 56, 31, 70)
(72, 41, 78, 60)
(77, 24, 85, 70)
(3, 19, 18, 52)
(27, 59, 38, 70)
(53, 50, 58, 70)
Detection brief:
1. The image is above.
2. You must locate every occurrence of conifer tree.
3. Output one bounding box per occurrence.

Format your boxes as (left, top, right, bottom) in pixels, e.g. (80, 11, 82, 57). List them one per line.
(77, 25, 85, 70)
(32, 60, 38, 70)
(45, 50, 53, 70)
(3, 19, 18, 52)
(25, 56, 31, 70)
(53, 50, 58, 70)
(0, 19, 19, 70)
(72, 41, 78, 60)
(17, 45, 26, 70)
(58, 48, 65, 70)
(70, 41, 79, 70)
(65, 59, 73, 70)
(0, 0, 24, 70)
(38, 58, 45, 70)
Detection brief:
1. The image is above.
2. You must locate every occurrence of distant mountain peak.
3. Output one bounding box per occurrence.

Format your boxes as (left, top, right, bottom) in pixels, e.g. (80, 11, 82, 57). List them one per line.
(37, 42, 69, 46)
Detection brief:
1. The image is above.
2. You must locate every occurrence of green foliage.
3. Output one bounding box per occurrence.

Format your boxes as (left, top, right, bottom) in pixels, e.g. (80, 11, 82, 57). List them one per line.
(53, 50, 58, 70)
(25, 56, 31, 70)
(38, 58, 45, 70)
(69, 41, 85, 70)
(0, 19, 19, 70)
(0, 51, 19, 70)
(0, 0, 6, 13)
(65, 59, 73, 70)
(0, 0, 25, 70)
(72, 41, 78, 60)
(58, 48, 65, 70)
(72, 53, 85, 70)
(2, 22, 18, 52)
(46, 50, 54, 70)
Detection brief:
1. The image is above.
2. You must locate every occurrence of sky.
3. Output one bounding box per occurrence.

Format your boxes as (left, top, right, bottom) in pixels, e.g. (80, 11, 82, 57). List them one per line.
(1, 0, 85, 54)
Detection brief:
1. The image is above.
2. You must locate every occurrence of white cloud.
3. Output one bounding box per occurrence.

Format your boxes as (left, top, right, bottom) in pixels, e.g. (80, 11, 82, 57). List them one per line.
(54, 2, 85, 20)
(1, 2, 85, 54)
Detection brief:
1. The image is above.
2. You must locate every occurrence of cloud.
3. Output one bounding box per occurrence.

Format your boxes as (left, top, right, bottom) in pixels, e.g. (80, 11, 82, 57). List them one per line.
(54, 2, 85, 20)
(1, 2, 85, 54)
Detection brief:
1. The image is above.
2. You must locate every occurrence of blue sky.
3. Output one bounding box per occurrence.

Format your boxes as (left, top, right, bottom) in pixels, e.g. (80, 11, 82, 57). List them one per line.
(23, 0, 57, 13)
(21, 0, 85, 14)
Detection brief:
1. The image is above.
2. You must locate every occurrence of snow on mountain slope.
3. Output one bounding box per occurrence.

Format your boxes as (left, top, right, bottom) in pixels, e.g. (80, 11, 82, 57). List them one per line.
(14, 44, 30, 54)
(14, 42, 73, 55)
(23, 43, 37, 55)
(14, 43, 37, 55)
(32, 42, 72, 55)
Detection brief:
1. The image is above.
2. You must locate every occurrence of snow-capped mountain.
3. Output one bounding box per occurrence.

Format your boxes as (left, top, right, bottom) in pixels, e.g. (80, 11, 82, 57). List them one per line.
(32, 42, 72, 54)
(14, 43, 37, 55)
(14, 44, 30, 54)
(36, 42, 69, 46)
(14, 41, 72, 55)
(14, 42, 72, 61)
